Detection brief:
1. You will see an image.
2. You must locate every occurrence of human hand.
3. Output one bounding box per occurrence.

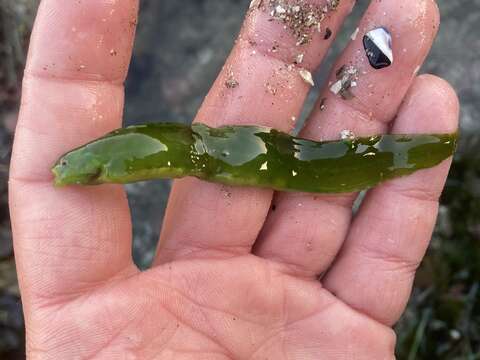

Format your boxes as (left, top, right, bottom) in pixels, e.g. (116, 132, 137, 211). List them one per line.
(10, 0, 458, 358)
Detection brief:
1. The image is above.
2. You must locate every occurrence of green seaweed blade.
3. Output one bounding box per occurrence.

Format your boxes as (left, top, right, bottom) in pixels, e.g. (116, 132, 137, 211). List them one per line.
(51, 123, 457, 194)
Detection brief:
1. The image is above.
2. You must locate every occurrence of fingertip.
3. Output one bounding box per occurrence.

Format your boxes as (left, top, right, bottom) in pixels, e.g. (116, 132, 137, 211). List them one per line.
(431, 0, 441, 32)
(393, 74, 459, 134)
(417, 74, 460, 120)
(408, 0, 440, 38)
(27, 0, 139, 82)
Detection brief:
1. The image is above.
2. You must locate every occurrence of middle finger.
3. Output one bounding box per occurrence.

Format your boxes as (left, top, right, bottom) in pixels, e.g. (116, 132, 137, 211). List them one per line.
(155, 0, 356, 264)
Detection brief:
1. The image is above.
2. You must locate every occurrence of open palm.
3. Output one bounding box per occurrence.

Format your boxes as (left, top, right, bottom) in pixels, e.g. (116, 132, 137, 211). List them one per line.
(10, 0, 458, 359)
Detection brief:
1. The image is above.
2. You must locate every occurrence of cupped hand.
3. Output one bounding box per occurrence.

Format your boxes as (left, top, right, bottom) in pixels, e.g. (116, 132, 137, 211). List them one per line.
(10, 0, 458, 359)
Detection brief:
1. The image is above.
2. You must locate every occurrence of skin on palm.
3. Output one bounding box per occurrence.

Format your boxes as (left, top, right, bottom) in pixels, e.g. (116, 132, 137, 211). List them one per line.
(9, 0, 457, 359)
(29, 257, 395, 359)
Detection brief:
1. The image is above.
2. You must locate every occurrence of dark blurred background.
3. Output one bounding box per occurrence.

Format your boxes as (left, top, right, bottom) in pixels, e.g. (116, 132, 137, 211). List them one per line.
(0, 0, 479, 358)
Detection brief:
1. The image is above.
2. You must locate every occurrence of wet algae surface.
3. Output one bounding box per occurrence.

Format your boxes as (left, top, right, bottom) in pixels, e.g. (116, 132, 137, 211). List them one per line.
(53, 123, 457, 194)
(0, 0, 479, 358)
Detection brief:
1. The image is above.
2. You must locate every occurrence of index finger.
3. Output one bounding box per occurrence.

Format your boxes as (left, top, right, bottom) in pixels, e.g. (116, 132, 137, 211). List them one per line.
(9, 0, 139, 304)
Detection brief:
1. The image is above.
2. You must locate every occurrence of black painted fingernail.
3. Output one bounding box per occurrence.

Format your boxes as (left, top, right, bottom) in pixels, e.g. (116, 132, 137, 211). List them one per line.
(363, 27, 393, 70)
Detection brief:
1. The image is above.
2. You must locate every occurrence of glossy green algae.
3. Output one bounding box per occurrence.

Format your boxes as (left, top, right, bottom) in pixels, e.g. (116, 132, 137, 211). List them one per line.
(52, 123, 457, 193)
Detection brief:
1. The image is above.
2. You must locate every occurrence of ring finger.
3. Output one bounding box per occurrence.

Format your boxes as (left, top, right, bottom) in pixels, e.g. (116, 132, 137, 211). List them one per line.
(254, 0, 440, 277)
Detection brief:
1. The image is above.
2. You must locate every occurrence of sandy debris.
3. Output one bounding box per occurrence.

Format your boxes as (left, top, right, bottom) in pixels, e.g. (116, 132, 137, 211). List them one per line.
(299, 68, 315, 86)
(248, 1, 342, 87)
(249, 0, 264, 10)
(324, 27, 333, 40)
(266, 82, 278, 95)
(351, 27, 359, 41)
(319, 97, 327, 111)
(267, 0, 340, 46)
(326, 0, 340, 11)
(225, 69, 239, 89)
(330, 64, 358, 100)
(295, 53, 304, 64)
(340, 129, 356, 140)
